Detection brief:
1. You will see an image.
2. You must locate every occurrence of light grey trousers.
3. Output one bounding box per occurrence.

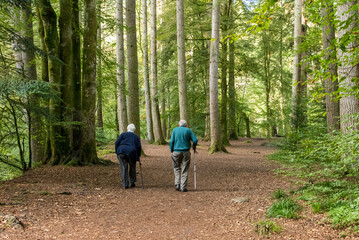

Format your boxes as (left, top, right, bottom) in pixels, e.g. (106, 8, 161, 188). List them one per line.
(171, 151, 191, 190)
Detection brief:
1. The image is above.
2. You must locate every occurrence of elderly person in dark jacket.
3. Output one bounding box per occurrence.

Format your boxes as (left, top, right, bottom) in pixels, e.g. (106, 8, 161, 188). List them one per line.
(115, 124, 142, 189)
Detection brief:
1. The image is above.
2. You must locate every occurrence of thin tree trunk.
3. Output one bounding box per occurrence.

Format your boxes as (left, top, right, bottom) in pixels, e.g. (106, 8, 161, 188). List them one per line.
(96, 3, 103, 130)
(116, 0, 128, 134)
(81, 0, 98, 163)
(142, 0, 153, 142)
(209, 0, 226, 153)
(150, 0, 165, 144)
(221, 4, 229, 145)
(126, 0, 141, 137)
(176, 0, 188, 122)
(228, 0, 237, 140)
(21, 1, 45, 164)
(291, 0, 302, 131)
(322, 2, 340, 132)
(36, 6, 51, 160)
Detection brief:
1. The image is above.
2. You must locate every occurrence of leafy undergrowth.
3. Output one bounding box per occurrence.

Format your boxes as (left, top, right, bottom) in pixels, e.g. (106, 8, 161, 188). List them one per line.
(0, 162, 22, 181)
(269, 131, 359, 235)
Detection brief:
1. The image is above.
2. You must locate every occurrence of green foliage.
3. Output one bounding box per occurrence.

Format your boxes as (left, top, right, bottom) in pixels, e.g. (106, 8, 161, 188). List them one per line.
(266, 197, 302, 219)
(254, 219, 282, 236)
(271, 189, 288, 199)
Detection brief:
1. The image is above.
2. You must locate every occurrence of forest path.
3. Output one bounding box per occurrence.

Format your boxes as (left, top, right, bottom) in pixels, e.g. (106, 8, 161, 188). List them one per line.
(0, 139, 349, 239)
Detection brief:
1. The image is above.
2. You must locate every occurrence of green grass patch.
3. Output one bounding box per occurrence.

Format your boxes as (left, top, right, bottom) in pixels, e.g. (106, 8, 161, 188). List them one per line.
(0, 162, 22, 181)
(254, 219, 282, 236)
(271, 189, 289, 200)
(267, 197, 302, 219)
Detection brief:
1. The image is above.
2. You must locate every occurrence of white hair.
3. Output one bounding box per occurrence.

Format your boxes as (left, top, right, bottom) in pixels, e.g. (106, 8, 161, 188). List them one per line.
(127, 123, 136, 132)
(179, 120, 187, 127)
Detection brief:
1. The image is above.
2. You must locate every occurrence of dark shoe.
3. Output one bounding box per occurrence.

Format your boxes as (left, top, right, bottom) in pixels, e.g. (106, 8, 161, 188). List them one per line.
(124, 186, 129, 189)
(181, 188, 187, 192)
(130, 183, 136, 188)
(175, 184, 180, 191)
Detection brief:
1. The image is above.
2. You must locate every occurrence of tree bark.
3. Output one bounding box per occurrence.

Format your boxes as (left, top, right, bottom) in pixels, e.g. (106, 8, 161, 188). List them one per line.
(21, 1, 45, 164)
(209, 0, 226, 153)
(116, 0, 128, 134)
(337, 1, 359, 133)
(59, 0, 74, 160)
(322, 3, 340, 132)
(72, 0, 82, 153)
(142, 0, 154, 142)
(81, 0, 98, 163)
(150, 0, 165, 144)
(96, 2, 103, 130)
(126, 0, 141, 137)
(291, 0, 302, 131)
(221, 3, 229, 145)
(176, 0, 188, 122)
(37, 0, 63, 165)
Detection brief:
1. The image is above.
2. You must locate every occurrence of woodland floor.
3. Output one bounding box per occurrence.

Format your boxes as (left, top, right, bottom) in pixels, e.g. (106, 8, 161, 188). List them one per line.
(0, 138, 357, 239)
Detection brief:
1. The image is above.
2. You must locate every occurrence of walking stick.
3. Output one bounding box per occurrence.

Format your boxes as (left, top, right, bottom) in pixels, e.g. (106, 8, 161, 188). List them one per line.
(194, 150, 197, 190)
(139, 160, 144, 189)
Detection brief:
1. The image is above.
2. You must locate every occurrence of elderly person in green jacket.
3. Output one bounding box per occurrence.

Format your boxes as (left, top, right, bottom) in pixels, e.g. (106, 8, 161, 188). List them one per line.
(169, 120, 198, 192)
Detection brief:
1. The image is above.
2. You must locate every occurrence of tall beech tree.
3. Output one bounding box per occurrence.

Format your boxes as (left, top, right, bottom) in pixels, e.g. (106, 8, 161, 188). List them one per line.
(142, 0, 154, 142)
(59, 0, 74, 157)
(176, 0, 188, 122)
(81, 0, 98, 163)
(321, 1, 340, 132)
(116, 0, 127, 134)
(126, 0, 141, 137)
(37, 0, 63, 164)
(336, 0, 359, 133)
(151, 0, 165, 144)
(209, 0, 226, 153)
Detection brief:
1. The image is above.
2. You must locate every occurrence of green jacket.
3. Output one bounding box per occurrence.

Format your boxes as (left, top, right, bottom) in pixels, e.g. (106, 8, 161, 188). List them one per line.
(169, 126, 198, 152)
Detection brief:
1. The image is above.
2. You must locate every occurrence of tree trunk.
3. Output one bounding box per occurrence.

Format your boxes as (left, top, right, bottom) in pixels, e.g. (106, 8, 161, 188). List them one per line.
(81, 0, 98, 164)
(142, 0, 154, 142)
(72, 0, 82, 154)
(59, 0, 74, 161)
(221, 4, 229, 145)
(209, 0, 226, 153)
(116, 0, 128, 134)
(96, 3, 103, 130)
(176, 0, 188, 122)
(337, 1, 359, 133)
(37, 0, 63, 165)
(126, 0, 141, 137)
(151, 0, 165, 144)
(263, 31, 271, 139)
(21, 1, 45, 164)
(36, 6, 51, 161)
(322, 3, 340, 132)
(228, 1, 237, 140)
(291, 0, 302, 131)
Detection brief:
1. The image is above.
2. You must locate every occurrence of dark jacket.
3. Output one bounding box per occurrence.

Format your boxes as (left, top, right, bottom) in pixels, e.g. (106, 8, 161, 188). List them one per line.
(115, 132, 142, 162)
(169, 126, 198, 153)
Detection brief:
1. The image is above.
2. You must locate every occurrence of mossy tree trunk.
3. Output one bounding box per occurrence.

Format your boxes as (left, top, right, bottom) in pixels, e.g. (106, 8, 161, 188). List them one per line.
(72, 0, 82, 154)
(37, 0, 64, 165)
(96, 2, 104, 131)
(59, 0, 74, 163)
(81, 0, 98, 164)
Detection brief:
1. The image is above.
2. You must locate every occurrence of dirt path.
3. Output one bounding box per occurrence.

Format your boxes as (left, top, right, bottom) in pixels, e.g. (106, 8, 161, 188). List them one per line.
(0, 139, 353, 239)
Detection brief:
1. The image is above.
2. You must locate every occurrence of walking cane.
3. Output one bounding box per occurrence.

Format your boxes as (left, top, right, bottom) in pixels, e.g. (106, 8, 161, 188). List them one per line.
(139, 160, 144, 189)
(194, 150, 197, 190)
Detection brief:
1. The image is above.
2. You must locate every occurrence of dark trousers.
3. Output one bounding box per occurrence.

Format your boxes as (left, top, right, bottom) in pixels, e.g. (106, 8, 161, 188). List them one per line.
(117, 154, 136, 188)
